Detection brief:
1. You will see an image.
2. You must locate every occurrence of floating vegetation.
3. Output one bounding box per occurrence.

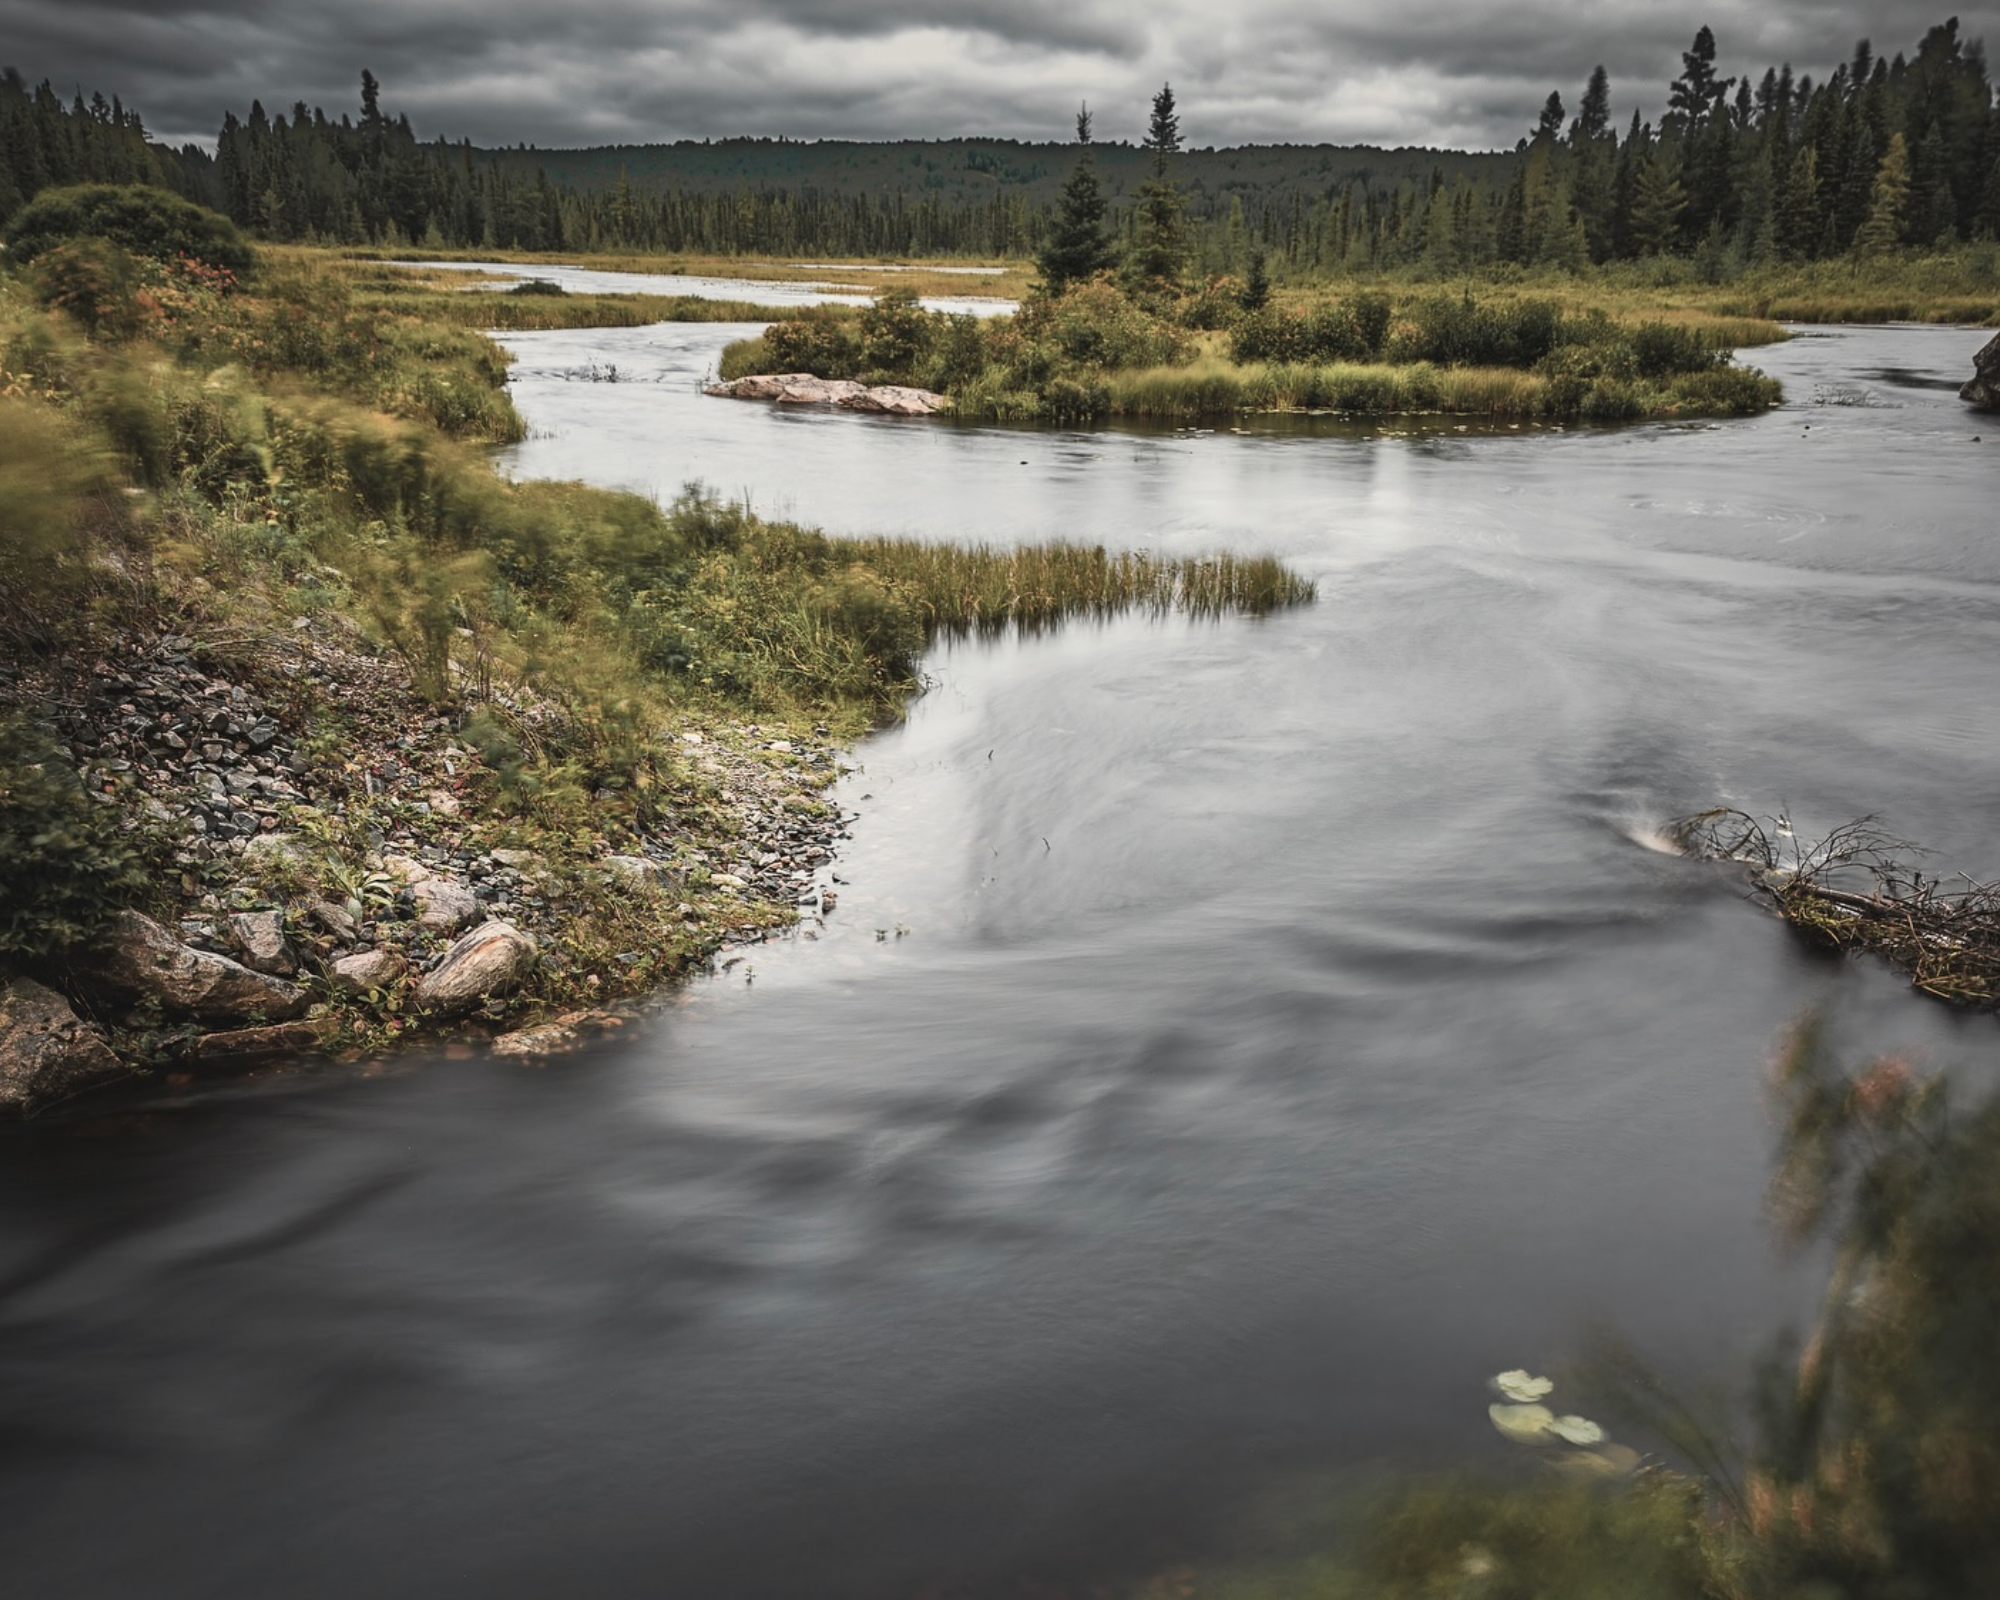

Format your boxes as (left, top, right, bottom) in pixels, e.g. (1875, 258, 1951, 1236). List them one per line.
(1486, 1371, 1629, 1475)
(1671, 808, 2000, 1008)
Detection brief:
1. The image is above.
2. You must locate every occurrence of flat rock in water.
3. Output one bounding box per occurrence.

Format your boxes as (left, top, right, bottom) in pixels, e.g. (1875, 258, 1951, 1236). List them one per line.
(415, 921, 537, 1014)
(0, 976, 127, 1116)
(1962, 330, 2000, 411)
(89, 911, 309, 1022)
(183, 1020, 323, 1066)
(839, 384, 948, 416)
(706, 373, 868, 405)
(705, 374, 947, 414)
(491, 1009, 624, 1058)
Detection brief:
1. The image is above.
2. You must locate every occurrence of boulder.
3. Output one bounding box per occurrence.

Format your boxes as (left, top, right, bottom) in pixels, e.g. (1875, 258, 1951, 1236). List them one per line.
(414, 921, 537, 1014)
(0, 976, 127, 1116)
(382, 853, 482, 932)
(411, 877, 481, 932)
(90, 911, 309, 1022)
(308, 900, 360, 943)
(840, 384, 949, 416)
(228, 909, 297, 976)
(327, 949, 408, 997)
(1961, 331, 2000, 411)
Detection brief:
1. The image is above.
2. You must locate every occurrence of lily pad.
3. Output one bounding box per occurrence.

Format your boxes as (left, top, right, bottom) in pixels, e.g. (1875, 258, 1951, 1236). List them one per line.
(1488, 1402, 1557, 1444)
(1493, 1369, 1554, 1403)
(1549, 1414, 1605, 1445)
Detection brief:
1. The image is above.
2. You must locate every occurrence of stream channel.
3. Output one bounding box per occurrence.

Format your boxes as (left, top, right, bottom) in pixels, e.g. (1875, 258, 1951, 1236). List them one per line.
(3, 270, 1998, 1597)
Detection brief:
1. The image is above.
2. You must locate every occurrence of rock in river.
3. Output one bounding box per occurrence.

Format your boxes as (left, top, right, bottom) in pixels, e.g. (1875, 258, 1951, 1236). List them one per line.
(1962, 331, 2000, 411)
(0, 976, 127, 1116)
(89, 911, 309, 1022)
(415, 921, 537, 1014)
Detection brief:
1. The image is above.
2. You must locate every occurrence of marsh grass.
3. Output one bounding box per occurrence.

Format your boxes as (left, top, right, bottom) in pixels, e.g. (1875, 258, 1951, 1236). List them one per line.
(837, 538, 1316, 634)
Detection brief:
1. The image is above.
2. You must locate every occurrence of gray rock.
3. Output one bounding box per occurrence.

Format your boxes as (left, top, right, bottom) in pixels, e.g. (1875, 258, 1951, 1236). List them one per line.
(0, 976, 127, 1116)
(308, 900, 359, 943)
(228, 909, 297, 976)
(89, 911, 309, 1022)
(705, 373, 868, 405)
(1962, 330, 2000, 411)
(411, 876, 481, 932)
(414, 921, 537, 1014)
(603, 854, 677, 891)
(328, 949, 407, 997)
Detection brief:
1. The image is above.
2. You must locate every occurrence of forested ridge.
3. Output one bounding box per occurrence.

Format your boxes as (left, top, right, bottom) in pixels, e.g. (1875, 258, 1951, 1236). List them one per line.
(4, 17, 1998, 271)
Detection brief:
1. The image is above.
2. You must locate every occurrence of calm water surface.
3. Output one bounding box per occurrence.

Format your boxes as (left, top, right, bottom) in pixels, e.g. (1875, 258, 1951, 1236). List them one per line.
(3, 304, 1997, 1597)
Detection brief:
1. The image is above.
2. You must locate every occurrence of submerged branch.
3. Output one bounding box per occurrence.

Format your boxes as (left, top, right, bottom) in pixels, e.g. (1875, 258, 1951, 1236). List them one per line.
(1672, 808, 2000, 1008)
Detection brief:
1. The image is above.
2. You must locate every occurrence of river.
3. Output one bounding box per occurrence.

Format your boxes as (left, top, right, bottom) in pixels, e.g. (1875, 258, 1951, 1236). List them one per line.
(3, 291, 1996, 1598)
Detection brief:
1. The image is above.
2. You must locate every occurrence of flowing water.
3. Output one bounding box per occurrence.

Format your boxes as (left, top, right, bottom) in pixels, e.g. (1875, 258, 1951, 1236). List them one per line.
(4, 300, 1997, 1598)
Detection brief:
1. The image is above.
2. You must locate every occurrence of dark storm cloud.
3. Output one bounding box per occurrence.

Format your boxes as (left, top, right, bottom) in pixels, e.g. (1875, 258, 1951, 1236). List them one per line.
(4, 0, 1997, 151)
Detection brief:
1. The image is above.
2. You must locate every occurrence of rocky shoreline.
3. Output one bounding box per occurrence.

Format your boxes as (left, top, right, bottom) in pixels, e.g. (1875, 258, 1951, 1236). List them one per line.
(0, 620, 859, 1117)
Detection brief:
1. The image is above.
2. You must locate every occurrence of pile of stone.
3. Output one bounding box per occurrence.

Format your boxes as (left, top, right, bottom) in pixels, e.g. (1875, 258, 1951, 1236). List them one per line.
(55, 637, 314, 844)
(704, 374, 949, 415)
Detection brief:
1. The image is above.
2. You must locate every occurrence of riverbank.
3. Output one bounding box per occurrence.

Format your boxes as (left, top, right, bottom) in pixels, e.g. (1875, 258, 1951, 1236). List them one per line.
(0, 202, 1311, 1114)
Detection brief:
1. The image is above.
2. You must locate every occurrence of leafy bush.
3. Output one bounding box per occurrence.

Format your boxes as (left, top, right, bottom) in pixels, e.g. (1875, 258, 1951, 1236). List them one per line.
(5, 183, 252, 274)
(761, 306, 863, 377)
(0, 714, 152, 955)
(1626, 320, 1725, 377)
(30, 238, 150, 339)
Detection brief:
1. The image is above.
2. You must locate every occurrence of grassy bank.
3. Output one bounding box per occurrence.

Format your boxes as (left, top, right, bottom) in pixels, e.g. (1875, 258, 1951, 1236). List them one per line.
(0, 197, 1311, 1094)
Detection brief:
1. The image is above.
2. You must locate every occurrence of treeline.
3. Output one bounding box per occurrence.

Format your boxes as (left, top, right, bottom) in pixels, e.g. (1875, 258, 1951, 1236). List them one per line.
(0, 69, 215, 222)
(4, 16, 1997, 271)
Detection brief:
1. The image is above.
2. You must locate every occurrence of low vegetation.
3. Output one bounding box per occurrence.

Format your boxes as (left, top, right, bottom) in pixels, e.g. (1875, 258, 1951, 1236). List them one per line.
(720, 276, 1785, 423)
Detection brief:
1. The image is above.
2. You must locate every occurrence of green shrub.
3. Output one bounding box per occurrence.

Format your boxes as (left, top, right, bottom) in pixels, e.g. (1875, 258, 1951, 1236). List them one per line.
(0, 713, 152, 956)
(5, 183, 252, 274)
(30, 238, 149, 339)
(761, 306, 863, 376)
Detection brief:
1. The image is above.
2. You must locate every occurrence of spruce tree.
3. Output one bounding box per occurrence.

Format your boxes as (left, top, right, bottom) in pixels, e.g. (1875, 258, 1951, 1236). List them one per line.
(1630, 148, 1688, 254)
(1127, 83, 1188, 289)
(1035, 106, 1114, 293)
(1854, 130, 1912, 253)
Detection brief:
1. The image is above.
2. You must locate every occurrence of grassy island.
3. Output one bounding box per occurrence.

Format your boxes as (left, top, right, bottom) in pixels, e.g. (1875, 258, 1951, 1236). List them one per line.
(719, 277, 1787, 424)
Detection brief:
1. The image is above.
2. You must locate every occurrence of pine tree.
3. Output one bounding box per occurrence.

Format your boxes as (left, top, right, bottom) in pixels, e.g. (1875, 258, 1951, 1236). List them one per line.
(1630, 147, 1687, 254)
(1127, 83, 1188, 288)
(1574, 66, 1612, 143)
(1853, 130, 1912, 253)
(1035, 106, 1114, 293)
(1240, 244, 1270, 310)
(1776, 143, 1822, 258)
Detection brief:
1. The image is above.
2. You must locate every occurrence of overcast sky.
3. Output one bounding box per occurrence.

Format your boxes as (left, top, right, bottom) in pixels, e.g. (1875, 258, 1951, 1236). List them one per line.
(5, 1, 1997, 153)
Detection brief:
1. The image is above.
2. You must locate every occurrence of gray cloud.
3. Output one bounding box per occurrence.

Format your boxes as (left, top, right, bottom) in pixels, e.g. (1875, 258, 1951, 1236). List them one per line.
(4, 0, 1995, 152)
